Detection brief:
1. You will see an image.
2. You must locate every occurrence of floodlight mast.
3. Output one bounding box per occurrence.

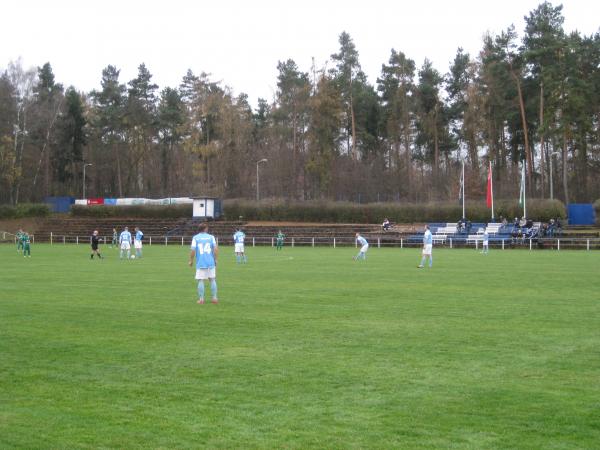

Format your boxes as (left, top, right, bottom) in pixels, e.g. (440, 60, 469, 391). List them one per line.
(256, 159, 268, 201)
(549, 152, 560, 200)
(83, 163, 93, 198)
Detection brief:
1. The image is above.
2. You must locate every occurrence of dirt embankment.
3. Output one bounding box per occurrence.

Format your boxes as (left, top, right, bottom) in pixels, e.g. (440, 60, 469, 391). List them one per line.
(0, 218, 45, 235)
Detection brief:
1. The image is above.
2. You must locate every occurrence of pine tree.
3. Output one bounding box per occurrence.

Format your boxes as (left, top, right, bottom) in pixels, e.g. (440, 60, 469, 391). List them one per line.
(54, 87, 86, 191)
(377, 49, 416, 198)
(90, 65, 127, 196)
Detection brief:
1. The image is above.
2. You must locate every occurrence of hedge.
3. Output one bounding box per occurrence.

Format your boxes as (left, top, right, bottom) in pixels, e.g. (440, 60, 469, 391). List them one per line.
(70, 204, 193, 218)
(69, 199, 566, 223)
(222, 199, 566, 224)
(0, 203, 50, 219)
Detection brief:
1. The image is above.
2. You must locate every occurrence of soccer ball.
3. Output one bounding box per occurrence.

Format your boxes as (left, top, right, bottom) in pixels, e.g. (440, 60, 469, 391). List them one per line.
(130, 255, 136, 259)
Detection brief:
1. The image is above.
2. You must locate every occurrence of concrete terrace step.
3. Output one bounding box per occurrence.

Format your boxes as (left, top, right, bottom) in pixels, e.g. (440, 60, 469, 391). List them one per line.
(34, 217, 396, 241)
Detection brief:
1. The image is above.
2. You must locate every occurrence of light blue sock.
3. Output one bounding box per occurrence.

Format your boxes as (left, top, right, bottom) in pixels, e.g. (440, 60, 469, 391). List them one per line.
(197, 281, 205, 299)
(420, 256, 425, 266)
(243, 255, 247, 263)
(120, 250, 124, 259)
(127, 250, 131, 259)
(429, 255, 433, 267)
(210, 279, 217, 299)
(235, 255, 240, 263)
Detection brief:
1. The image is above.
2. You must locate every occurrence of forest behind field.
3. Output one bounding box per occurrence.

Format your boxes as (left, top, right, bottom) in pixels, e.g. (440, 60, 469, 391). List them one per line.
(1, 2, 599, 205)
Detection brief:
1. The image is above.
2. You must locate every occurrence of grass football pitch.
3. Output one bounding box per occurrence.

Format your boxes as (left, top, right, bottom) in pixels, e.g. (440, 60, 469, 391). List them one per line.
(1, 244, 599, 449)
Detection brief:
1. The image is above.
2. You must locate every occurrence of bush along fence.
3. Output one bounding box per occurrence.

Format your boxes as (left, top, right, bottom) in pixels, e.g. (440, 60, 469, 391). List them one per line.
(70, 204, 192, 218)
(68, 199, 566, 223)
(0, 203, 50, 219)
(222, 199, 566, 223)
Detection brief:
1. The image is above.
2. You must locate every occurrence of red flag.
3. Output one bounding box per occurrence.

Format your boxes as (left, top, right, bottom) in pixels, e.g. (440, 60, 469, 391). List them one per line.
(486, 162, 493, 208)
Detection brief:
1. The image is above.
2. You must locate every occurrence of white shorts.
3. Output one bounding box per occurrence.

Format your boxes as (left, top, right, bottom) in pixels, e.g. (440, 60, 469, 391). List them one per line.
(120, 242, 131, 250)
(234, 243, 244, 253)
(134, 240, 142, 249)
(195, 268, 216, 280)
(422, 244, 432, 255)
(360, 244, 369, 253)
(483, 241, 489, 247)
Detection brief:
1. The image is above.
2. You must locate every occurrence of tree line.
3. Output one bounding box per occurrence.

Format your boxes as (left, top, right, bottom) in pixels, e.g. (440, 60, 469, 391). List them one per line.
(1, 2, 599, 205)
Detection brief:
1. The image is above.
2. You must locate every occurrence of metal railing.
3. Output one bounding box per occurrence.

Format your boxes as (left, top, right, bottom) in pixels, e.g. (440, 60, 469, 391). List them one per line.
(4, 233, 600, 251)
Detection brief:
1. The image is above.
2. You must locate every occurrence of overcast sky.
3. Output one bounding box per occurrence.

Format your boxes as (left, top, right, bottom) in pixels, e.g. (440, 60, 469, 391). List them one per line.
(2, 0, 598, 106)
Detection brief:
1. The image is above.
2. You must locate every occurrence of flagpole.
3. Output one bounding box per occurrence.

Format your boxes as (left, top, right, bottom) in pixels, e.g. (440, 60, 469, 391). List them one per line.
(523, 162, 527, 219)
(490, 161, 494, 221)
(462, 161, 465, 219)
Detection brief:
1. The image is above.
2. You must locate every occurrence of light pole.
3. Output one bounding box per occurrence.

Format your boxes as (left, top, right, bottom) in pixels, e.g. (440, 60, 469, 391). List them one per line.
(83, 163, 93, 198)
(256, 158, 268, 201)
(549, 152, 560, 200)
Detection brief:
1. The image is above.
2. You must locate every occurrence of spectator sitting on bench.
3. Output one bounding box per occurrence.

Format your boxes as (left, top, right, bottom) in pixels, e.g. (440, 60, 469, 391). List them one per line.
(382, 218, 391, 231)
(511, 227, 522, 241)
(541, 222, 548, 237)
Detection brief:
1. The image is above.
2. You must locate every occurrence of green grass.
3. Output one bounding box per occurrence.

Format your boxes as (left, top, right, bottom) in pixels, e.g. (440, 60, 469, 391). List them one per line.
(1, 244, 599, 449)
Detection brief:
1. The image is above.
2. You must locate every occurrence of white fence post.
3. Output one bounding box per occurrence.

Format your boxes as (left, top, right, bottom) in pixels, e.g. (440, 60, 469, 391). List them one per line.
(253, 237, 255, 247)
(312, 237, 315, 247)
(333, 237, 336, 248)
(377, 238, 380, 248)
(50, 232, 53, 245)
(63, 235, 66, 244)
(149, 236, 152, 246)
(587, 239, 590, 251)
(271, 237, 274, 247)
(475, 239, 478, 250)
(181, 236, 184, 246)
(292, 237, 295, 248)
(400, 238, 403, 249)
(76, 236, 79, 245)
(32, 235, 35, 244)
(502, 239, 505, 250)
(165, 236, 168, 246)
(450, 238, 452, 249)
(557, 239, 560, 251)
(529, 239, 532, 251)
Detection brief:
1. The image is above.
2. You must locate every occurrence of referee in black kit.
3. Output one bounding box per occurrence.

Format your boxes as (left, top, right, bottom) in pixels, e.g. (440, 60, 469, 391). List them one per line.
(90, 230, 103, 259)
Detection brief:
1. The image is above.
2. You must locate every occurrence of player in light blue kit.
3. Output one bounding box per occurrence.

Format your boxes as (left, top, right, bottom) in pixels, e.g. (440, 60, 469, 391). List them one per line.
(353, 232, 369, 261)
(189, 222, 219, 304)
(134, 226, 144, 258)
(233, 228, 247, 263)
(119, 226, 133, 260)
(418, 224, 433, 268)
(481, 228, 489, 254)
